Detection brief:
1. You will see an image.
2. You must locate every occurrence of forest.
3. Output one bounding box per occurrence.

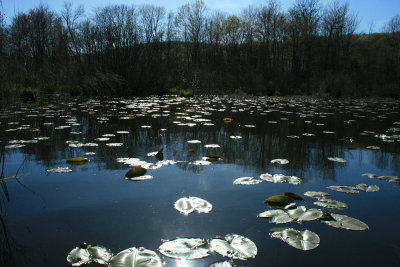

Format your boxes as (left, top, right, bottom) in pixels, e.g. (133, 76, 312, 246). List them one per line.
(0, 0, 399, 103)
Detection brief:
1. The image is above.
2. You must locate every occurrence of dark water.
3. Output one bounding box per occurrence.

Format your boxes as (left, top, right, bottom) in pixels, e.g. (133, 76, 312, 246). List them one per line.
(1, 96, 400, 266)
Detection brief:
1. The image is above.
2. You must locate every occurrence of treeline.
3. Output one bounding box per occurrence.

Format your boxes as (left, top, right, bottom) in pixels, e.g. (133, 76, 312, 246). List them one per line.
(0, 0, 399, 101)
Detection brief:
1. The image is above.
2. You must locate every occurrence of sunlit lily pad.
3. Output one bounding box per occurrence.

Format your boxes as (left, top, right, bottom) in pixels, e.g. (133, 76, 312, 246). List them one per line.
(158, 238, 209, 260)
(260, 173, 301, 185)
(174, 197, 212, 215)
(209, 261, 233, 267)
(271, 228, 320, 250)
(67, 243, 112, 266)
(328, 185, 359, 194)
(209, 234, 257, 260)
(270, 159, 289, 165)
(47, 167, 72, 173)
(106, 143, 123, 147)
(258, 209, 294, 224)
(327, 157, 346, 163)
(204, 144, 220, 148)
(230, 136, 242, 139)
(187, 140, 201, 144)
(66, 157, 88, 165)
(319, 213, 369, 230)
(126, 175, 153, 181)
(303, 191, 330, 199)
(355, 184, 380, 192)
(287, 206, 323, 222)
(233, 177, 263, 185)
(362, 173, 378, 178)
(313, 198, 348, 210)
(192, 160, 211, 166)
(109, 247, 162, 267)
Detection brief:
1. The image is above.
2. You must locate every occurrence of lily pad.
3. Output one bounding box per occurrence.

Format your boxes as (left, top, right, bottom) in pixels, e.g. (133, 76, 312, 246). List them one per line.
(313, 198, 348, 210)
(209, 234, 257, 260)
(270, 228, 320, 251)
(327, 157, 346, 163)
(125, 167, 147, 178)
(209, 261, 233, 267)
(67, 243, 112, 266)
(47, 167, 72, 173)
(328, 185, 359, 194)
(258, 209, 294, 224)
(355, 184, 380, 192)
(270, 159, 289, 165)
(264, 195, 295, 208)
(303, 191, 330, 199)
(174, 197, 212, 215)
(233, 177, 263, 185)
(158, 238, 209, 260)
(126, 175, 153, 181)
(66, 157, 88, 165)
(287, 206, 323, 222)
(109, 247, 162, 267)
(362, 173, 377, 179)
(284, 192, 304, 200)
(320, 213, 369, 230)
(260, 173, 301, 185)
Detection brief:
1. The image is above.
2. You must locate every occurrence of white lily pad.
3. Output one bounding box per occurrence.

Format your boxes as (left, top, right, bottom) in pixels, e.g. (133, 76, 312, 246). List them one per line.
(47, 167, 72, 173)
(320, 213, 369, 230)
(209, 234, 257, 260)
(204, 144, 220, 148)
(126, 175, 153, 181)
(67, 243, 112, 266)
(327, 157, 346, 163)
(303, 191, 330, 199)
(271, 228, 320, 251)
(270, 159, 289, 165)
(260, 173, 301, 185)
(355, 184, 380, 192)
(258, 210, 294, 224)
(361, 173, 378, 178)
(209, 261, 233, 267)
(106, 143, 123, 147)
(233, 177, 263, 185)
(328, 185, 359, 194)
(174, 197, 212, 215)
(313, 198, 348, 210)
(158, 238, 209, 260)
(109, 247, 162, 267)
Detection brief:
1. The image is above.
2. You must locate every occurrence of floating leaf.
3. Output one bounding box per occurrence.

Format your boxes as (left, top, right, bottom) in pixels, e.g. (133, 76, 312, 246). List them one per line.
(284, 192, 304, 201)
(126, 175, 153, 181)
(362, 173, 378, 179)
(258, 210, 294, 224)
(209, 261, 233, 267)
(158, 238, 209, 260)
(287, 206, 323, 222)
(355, 184, 380, 192)
(109, 247, 162, 267)
(313, 198, 347, 210)
(67, 243, 112, 266)
(270, 159, 289, 165)
(66, 157, 88, 165)
(328, 185, 359, 194)
(46, 167, 72, 173)
(187, 140, 201, 144)
(125, 167, 147, 178)
(327, 157, 346, 163)
(304, 191, 330, 199)
(106, 143, 123, 147)
(174, 197, 212, 215)
(264, 195, 295, 208)
(223, 118, 233, 123)
(233, 177, 263, 185)
(320, 213, 369, 230)
(271, 228, 320, 250)
(209, 234, 257, 260)
(204, 144, 220, 148)
(260, 173, 301, 185)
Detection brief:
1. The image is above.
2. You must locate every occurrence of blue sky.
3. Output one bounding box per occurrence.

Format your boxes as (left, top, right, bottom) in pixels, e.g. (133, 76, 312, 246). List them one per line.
(2, 0, 399, 33)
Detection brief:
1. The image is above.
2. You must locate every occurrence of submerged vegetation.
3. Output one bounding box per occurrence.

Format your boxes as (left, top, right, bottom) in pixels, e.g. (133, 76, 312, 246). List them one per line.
(0, 0, 399, 105)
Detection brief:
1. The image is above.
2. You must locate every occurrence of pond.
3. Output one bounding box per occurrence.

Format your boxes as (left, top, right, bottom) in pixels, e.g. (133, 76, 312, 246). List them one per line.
(1, 96, 400, 266)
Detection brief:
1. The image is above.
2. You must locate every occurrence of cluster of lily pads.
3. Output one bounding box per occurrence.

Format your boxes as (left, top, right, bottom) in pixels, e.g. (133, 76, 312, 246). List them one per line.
(259, 186, 373, 251)
(67, 233, 257, 266)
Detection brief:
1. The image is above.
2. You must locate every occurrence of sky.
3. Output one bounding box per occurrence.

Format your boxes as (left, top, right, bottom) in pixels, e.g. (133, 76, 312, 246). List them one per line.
(2, 0, 399, 33)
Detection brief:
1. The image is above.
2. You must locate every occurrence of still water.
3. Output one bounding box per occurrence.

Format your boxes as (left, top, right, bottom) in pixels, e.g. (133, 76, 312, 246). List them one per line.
(1, 96, 400, 266)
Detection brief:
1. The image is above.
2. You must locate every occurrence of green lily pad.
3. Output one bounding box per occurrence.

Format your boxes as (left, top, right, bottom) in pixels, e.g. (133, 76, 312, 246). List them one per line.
(66, 157, 88, 165)
(125, 167, 147, 178)
(264, 195, 295, 208)
(313, 198, 348, 210)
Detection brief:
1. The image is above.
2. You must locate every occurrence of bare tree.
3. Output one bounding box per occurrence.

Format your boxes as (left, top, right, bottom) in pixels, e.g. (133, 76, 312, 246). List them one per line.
(61, 1, 84, 59)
